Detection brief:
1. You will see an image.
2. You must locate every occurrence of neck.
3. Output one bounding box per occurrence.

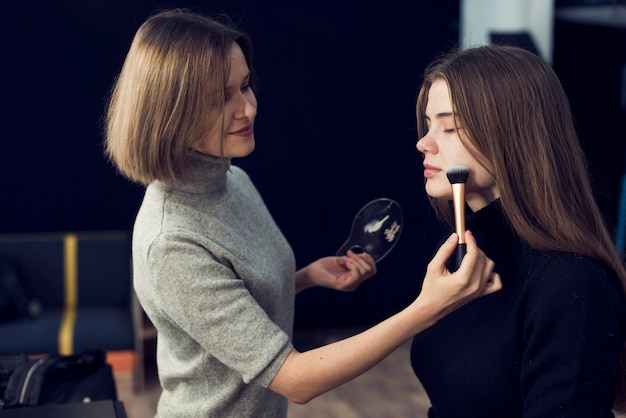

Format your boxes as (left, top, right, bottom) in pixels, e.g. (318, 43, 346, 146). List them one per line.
(467, 189, 500, 212)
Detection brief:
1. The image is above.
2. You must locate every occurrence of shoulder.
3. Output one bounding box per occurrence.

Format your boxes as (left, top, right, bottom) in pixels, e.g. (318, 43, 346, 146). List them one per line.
(228, 165, 257, 190)
(228, 165, 266, 203)
(229, 165, 250, 181)
(522, 251, 625, 314)
(139, 228, 203, 264)
(527, 252, 613, 288)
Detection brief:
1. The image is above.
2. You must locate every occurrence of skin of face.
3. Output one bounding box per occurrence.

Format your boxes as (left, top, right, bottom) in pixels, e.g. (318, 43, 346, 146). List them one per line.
(193, 42, 258, 158)
(416, 79, 500, 212)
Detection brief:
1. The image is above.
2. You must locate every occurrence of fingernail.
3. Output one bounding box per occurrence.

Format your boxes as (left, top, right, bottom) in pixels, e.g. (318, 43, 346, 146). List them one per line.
(447, 233, 457, 243)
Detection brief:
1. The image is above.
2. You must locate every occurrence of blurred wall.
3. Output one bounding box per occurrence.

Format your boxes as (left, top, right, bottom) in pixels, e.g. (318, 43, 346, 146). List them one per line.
(461, 0, 555, 62)
(552, 3, 626, 231)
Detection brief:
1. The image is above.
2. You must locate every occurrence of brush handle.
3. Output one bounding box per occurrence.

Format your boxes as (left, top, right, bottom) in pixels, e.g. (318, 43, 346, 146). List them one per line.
(447, 243, 466, 273)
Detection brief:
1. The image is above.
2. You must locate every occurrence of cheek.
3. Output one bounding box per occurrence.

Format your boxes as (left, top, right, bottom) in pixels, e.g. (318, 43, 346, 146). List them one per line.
(467, 169, 496, 191)
(251, 93, 258, 109)
(192, 126, 223, 156)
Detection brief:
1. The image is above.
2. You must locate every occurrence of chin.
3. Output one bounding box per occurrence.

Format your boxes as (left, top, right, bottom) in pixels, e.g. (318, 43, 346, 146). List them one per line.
(227, 140, 256, 159)
(424, 181, 452, 200)
(240, 141, 256, 157)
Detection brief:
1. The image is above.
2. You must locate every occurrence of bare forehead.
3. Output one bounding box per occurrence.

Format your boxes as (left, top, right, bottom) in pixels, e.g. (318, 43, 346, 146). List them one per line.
(423, 80, 453, 119)
(226, 42, 250, 83)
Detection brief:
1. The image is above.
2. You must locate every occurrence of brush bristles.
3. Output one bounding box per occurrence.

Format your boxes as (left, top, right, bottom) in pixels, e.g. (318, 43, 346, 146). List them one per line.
(446, 165, 469, 184)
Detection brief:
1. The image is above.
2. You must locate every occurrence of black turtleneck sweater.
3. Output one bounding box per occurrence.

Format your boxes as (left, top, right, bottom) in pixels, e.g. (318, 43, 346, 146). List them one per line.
(411, 200, 626, 418)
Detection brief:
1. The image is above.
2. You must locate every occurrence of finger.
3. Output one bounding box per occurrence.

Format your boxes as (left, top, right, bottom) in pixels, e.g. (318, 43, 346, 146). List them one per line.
(484, 272, 502, 294)
(346, 251, 376, 276)
(461, 229, 479, 257)
(341, 257, 366, 278)
(346, 249, 374, 263)
(344, 259, 374, 280)
(428, 233, 459, 272)
(450, 233, 490, 299)
(482, 255, 495, 280)
(455, 230, 483, 273)
(461, 231, 502, 295)
(335, 255, 350, 269)
(357, 252, 377, 276)
(357, 251, 376, 266)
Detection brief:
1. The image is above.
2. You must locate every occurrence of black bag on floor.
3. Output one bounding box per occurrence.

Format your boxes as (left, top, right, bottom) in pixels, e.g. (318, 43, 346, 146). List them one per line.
(0, 350, 117, 409)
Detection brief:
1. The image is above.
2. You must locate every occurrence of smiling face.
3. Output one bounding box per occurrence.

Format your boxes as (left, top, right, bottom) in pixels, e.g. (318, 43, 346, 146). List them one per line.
(416, 79, 499, 212)
(193, 42, 257, 158)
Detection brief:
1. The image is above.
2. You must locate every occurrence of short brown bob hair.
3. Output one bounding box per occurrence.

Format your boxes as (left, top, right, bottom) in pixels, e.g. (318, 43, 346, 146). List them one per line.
(104, 8, 253, 186)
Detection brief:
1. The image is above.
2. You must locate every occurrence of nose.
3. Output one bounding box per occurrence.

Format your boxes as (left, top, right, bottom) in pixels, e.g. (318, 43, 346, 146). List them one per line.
(235, 91, 257, 120)
(416, 134, 432, 154)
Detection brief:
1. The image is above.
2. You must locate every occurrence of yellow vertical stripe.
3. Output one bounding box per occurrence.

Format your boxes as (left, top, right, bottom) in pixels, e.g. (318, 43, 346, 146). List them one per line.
(58, 234, 78, 355)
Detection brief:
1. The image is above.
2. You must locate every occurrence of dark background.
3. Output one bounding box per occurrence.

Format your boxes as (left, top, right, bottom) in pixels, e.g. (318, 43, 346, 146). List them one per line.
(1, 1, 624, 330)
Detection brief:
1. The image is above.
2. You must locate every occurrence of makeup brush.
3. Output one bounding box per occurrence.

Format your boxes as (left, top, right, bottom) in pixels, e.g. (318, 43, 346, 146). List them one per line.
(446, 165, 469, 272)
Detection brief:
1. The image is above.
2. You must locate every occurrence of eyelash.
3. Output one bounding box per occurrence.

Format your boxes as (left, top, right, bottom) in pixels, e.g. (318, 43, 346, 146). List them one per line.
(426, 124, 456, 134)
(225, 83, 251, 103)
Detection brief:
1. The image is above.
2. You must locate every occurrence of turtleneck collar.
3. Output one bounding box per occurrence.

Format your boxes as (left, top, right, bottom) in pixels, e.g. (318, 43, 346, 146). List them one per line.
(466, 199, 525, 260)
(156, 150, 232, 195)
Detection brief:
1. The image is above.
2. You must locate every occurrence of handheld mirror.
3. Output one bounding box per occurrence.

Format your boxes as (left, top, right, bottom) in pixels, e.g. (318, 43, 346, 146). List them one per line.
(336, 198, 403, 263)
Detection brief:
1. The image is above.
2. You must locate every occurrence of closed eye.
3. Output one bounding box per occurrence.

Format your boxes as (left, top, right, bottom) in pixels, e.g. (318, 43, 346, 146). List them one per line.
(241, 73, 252, 92)
(225, 72, 252, 103)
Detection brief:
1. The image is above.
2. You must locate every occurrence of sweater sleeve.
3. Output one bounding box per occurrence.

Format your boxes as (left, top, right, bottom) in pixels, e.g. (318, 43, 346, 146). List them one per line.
(145, 231, 293, 387)
(521, 254, 624, 417)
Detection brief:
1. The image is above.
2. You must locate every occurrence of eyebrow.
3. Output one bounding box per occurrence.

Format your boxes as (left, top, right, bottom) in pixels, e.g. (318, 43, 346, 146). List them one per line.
(424, 111, 454, 121)
(225, 72, 251, 90)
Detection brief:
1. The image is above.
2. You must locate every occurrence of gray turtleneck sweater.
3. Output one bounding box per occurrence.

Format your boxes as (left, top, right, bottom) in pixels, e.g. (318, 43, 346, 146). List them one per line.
(132, 151, 296, 417)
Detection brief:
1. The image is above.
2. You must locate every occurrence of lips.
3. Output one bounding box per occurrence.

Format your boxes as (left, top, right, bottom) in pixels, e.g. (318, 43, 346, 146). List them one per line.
(230, 124, 253, 136)
(423, 163, 441, 178)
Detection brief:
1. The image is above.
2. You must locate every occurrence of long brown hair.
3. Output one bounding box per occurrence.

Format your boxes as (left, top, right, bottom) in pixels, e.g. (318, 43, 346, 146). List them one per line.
(104, 8, 254, 186)
(416, 44, 626, 412)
